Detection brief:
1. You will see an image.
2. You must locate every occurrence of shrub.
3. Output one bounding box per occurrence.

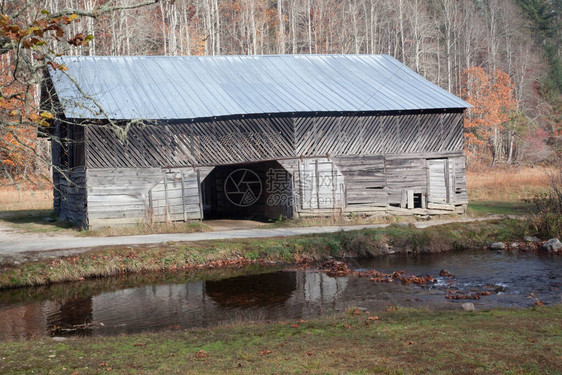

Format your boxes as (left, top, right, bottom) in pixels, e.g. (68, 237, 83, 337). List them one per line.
(527, 164, 562, 238)
(343, 232, 388, 257)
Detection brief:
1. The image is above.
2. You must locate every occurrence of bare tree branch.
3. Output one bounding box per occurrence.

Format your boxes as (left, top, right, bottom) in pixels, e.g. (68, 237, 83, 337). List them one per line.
(49, 0, 161, 19)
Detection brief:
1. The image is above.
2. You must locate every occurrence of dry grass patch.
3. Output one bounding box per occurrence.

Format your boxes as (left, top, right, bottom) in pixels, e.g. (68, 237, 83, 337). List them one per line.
(83, 221, 211, 237)
(0, 188, 52, 211)
(467, 167, 551, 201)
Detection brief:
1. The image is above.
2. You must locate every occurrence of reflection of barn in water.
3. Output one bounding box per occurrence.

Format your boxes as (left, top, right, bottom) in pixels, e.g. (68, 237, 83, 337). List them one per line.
(83, 271, 350, 335)
(0, 270, 351, 338)
(205, 271, 297, 307)
(45, 55, 471, 228)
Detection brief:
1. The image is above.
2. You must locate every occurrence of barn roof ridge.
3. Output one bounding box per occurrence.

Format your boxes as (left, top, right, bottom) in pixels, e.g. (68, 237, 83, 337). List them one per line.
(49, 54, 471, 120)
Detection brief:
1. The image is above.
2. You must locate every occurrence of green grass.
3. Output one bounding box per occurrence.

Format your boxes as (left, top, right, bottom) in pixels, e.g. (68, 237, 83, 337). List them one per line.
(0, 209, 212, 236)
(0, 218, 536, 289)
(467, 200, 535, 216)
(1, 305, 560, 374)
(0, 209, 76, 233)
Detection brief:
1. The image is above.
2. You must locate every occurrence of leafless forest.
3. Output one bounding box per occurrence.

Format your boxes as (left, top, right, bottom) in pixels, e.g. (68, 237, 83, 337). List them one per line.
(0, 0, 560, 184)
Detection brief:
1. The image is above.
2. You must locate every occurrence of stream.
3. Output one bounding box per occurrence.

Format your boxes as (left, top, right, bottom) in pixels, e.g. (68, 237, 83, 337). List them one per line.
(0, 249, 560, 340)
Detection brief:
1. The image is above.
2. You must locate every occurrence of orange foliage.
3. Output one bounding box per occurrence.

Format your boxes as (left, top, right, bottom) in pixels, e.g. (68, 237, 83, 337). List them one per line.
(1, 9, 88, 181)
(462, 67, 517, 160)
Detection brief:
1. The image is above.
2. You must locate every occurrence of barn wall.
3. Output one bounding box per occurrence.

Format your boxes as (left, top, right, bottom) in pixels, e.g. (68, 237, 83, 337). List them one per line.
(294, 112, 464, 156)
(85, 117, 295, 168)
(53, 167, 87, 228)
(85, 167, 211, 228)
(65, 111, 468, 225)
(84, 111, 464, 168)
(334, 150, 468, 213)
(279, 151, 467, 217)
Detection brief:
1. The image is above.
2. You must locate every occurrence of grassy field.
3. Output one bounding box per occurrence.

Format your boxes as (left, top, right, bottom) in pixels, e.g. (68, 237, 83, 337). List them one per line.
(0, 188, 53, 211)
(0, 218, 534, 289)
(467, 166, 551, 202)
(0, 305, 559, 374)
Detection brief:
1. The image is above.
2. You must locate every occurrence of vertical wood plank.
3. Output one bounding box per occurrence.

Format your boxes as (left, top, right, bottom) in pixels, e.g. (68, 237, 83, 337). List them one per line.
(425, 159, 430, 205)
(407, 190, 414, 209)
(400, 189, 407, 208)
(331, 161, 336, 209)
(164, 173, 169, 222)
(181, 171, 186, 222)
(197, 169, 203, 220)
(444, 159, 451, 203)
(315, 159, 320, 209)
(148, 188, 154, 223)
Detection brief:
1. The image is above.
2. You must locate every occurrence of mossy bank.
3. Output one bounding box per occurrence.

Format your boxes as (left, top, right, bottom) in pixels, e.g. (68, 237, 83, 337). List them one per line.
(0, 218, 546, 289)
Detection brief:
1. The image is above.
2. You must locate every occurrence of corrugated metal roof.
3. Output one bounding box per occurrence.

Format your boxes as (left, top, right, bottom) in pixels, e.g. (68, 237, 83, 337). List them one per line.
(49, 54, 470, 120)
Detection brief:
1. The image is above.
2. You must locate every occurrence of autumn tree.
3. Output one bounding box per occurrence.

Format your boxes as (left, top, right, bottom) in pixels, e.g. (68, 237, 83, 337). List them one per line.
(0, 0, 161, 186)
(462, 66, 518, 165)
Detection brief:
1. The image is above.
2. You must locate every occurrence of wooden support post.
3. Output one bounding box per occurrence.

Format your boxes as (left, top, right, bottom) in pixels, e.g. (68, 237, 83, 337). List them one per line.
(400, 189, 407, 208)
(331, 161, 336, 210)
(292, 170, 299, 217)
(450, 160, 456, 204)
(197, 169, 203, 221)
(425, 159, 430, 204)
(297, 160, 303, 210)
(181, 171, 186, 222)
(164, 173, 169, 222)
(315, 159, 320, 209)
(148, 189, 154, 224)
(444, 159, 451, 204)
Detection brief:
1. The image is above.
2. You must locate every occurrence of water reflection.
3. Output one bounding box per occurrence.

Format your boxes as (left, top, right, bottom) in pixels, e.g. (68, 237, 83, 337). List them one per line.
(0, 250, 560, 340)
(206, 272, 297, 308)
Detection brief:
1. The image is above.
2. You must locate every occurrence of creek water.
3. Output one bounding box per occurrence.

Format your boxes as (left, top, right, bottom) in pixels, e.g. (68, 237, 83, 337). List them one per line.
(0, 250, 560, 340)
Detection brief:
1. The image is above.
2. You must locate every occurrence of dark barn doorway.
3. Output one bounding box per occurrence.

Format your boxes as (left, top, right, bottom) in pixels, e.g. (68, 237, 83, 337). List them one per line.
(201, 161, 293, 220)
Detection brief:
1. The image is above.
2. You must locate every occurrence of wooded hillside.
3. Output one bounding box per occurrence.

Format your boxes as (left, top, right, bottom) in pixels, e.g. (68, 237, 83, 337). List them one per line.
(0, 0, 560, 184)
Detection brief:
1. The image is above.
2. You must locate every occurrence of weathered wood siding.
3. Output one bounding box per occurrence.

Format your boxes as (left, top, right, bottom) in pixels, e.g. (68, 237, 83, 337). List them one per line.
(55, 110, 468, 224)
(86, 117, 295, 168)
(84, 111, 464, 168)
(86, 167, 212, 227)
(294, 112, 464, 156)
(333, 151, 468, 212)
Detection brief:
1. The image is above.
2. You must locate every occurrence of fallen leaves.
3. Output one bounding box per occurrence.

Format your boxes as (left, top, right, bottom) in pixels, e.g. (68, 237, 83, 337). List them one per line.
(319, 260, 437, 285)
(98, 362, 112, 371)
(195, 350, 208, 359)
(446, 290, 492, 300)
(258, 350, 273, 356)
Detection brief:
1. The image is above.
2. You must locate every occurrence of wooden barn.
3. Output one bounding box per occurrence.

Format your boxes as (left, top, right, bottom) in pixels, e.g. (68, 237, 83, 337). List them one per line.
(44, 54, 471, 228)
